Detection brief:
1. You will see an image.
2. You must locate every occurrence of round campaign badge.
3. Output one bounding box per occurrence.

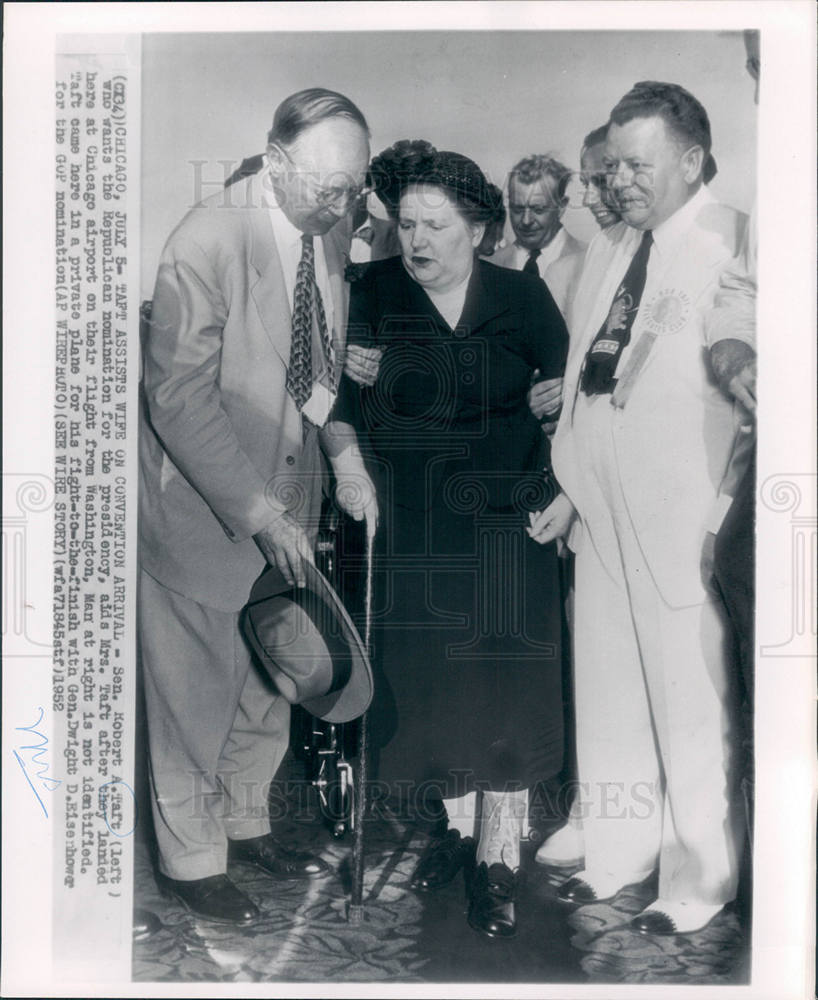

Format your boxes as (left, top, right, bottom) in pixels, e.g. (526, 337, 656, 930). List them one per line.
(643, 287, 691, 335)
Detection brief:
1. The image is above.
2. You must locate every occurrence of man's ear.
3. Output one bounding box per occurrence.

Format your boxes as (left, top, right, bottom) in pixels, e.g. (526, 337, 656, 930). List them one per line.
(266, 143, 285, 177)
(680, 145, 705, 184)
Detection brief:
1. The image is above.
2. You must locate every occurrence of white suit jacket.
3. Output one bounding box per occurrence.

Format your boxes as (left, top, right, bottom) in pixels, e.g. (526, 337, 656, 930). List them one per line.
(552, 187, 747, 608)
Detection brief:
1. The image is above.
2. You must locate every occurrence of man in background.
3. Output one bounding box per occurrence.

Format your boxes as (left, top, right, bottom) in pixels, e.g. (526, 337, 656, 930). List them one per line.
(703, 30, 759, 867)
(490, 153, 586, 315)
(539, 126, 623, 339)
(534, 122, 622, 868)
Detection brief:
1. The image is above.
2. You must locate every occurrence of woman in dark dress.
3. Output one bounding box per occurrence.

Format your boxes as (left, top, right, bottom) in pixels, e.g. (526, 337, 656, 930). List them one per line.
(326, 143, 569, 937)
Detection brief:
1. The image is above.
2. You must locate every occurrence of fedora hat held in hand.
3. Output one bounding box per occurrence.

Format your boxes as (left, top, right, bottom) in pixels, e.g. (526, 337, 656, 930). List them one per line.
(242, 561, 373, 724)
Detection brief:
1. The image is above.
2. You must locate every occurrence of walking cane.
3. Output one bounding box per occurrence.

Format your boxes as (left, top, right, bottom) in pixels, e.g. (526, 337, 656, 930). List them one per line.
(348, 515, 375, 925)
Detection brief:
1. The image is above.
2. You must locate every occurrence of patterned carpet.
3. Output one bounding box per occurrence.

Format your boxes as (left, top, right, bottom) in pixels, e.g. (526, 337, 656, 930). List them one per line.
(133, 787, 750, 986)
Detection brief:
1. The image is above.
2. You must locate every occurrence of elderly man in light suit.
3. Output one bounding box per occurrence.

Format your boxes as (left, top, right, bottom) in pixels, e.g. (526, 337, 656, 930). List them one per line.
(530, 81, 746, 935)
(139, 88, 375, 925)
(490, 153, 586, 313)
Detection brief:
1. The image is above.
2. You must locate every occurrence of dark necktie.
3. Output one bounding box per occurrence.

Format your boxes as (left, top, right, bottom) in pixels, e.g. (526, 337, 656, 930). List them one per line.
(580, 230, 653, 396)
(523, 248, 541, 276)
(287, 235, 335, 411)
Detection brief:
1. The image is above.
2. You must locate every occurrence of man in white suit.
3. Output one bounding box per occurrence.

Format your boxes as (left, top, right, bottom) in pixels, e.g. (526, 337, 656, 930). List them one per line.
(530, 81, 746, 935)
(139, 88, 375, 924)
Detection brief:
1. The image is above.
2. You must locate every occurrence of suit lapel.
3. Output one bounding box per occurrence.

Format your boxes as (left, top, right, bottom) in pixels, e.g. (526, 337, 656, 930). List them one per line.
(321, 219, 352, 380)
(247, 172, 292, 368)
(563, 227, 636, 421)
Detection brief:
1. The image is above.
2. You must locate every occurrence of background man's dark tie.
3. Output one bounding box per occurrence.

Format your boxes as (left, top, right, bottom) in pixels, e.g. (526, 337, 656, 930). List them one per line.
(581, 230, 653, 396)
(287, 234, 335, 411)
(523, 248, 541, 276)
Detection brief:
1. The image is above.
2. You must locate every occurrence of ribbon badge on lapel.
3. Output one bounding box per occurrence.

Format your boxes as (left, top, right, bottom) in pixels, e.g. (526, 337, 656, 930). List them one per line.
(642, 287, 691, 337)
(611, 285, 693, 409)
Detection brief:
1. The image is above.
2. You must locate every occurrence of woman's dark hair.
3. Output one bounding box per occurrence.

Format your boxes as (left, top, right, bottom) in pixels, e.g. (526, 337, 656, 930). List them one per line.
(608, 81, 717, 184)
(368, 140, 502, 230)
(267, 87, 370, 146)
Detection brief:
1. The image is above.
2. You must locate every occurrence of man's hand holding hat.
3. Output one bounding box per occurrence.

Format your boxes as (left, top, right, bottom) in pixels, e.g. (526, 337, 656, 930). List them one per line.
(254, 513, 315, 589)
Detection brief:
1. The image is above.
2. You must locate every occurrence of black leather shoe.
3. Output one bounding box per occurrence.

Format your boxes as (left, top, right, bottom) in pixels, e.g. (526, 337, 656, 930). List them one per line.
(159, 873, 259, 925)
(630, 909, 679, 935)
(467, 861, 518, 939)
(132, 907, 162, 941)
(228, 833, 330, 879)
(410, 830, 476, 893)
(556, 875, 613, 905)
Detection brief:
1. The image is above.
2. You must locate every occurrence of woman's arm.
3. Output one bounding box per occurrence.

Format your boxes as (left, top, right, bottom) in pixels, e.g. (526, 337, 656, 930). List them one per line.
(321, 272, 381, 531)
(321, 419, 379, 534)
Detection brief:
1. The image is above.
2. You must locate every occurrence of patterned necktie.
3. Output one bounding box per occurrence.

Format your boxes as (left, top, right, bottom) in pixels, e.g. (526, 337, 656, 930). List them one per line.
(287, 234, 336, 411)
(581, 230, 653, 396)
(523, 248, 541, 276)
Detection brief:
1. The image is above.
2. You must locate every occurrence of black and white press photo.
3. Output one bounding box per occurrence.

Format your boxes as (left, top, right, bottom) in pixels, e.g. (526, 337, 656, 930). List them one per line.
(2, 4, 815, 998)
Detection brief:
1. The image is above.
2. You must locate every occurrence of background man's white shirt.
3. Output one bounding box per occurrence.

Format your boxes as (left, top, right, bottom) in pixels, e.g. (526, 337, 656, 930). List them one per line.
(508, 227, 574, 280)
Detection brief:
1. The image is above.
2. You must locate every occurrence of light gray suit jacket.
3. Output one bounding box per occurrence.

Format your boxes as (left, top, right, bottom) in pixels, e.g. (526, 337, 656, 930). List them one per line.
(486, 229, 586, 315)
(139, 171, 351, 611)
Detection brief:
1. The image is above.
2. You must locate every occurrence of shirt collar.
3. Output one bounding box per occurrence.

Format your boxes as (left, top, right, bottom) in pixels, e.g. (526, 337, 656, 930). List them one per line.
(514, 225, 565, 256)
(262, 165, 305, 251)
(650, 184, 713, 258)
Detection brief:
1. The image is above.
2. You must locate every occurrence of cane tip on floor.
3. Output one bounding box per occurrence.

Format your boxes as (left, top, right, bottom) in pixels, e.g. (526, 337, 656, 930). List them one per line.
(347, 903, 365, 925)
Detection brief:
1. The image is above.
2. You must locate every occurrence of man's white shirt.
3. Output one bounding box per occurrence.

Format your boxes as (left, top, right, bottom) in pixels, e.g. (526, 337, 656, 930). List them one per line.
(508, 227, 575, 281)
(262, 170, 335, 336)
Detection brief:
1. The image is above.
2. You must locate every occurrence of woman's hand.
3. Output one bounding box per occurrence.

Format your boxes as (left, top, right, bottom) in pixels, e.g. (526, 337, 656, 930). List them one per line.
(343, 344, 383, 387)
(330, 445, 379, 536)
(527, 492, 576, 545)
(527, 374, 563, 421)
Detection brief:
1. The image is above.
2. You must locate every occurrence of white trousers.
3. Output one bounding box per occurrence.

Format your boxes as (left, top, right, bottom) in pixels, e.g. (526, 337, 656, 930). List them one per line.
(570, 398, 740, 905)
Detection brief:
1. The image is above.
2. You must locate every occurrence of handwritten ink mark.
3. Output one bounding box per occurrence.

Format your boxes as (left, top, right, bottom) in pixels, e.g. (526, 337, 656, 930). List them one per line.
(99, 779, 137, 837)
(14, 707, 61, 817)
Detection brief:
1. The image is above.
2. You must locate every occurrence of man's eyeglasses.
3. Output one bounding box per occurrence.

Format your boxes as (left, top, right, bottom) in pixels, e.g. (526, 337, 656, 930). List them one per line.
(273, 144, 372, 208)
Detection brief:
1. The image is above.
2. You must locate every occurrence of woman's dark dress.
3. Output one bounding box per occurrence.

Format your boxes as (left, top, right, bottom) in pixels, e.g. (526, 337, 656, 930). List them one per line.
(334, 256, 569, 801)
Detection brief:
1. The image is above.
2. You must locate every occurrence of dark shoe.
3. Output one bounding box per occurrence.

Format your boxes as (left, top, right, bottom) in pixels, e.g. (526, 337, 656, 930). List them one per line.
(467, 861, 518, 939)
(132, 907, 162, 941)
(228, 833, 330, 879)
(630, 909, 678, 935)
(159, 873, 259, 926)
(556, 875, 614, 905)
(410, 830, 476, 893)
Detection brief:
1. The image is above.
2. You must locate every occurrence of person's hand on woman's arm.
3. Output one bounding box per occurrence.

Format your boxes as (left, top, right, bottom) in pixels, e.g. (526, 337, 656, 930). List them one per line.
(343, 343, 383, 387)
(527, 492, 576, 545)
(527, 373, 563, 421)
